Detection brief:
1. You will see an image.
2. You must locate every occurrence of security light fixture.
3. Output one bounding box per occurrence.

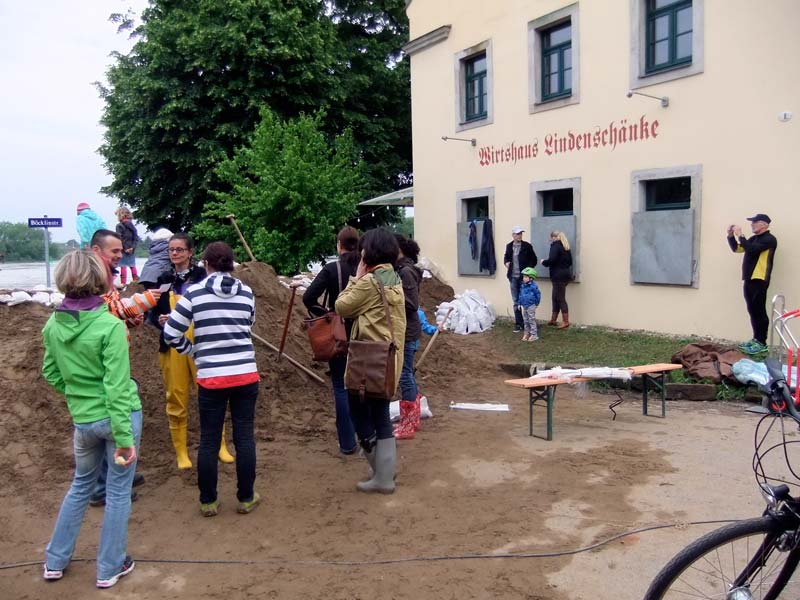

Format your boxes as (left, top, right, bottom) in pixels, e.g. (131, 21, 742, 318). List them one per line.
(441, 135, 477, 146)
(626, 90, 669, 108)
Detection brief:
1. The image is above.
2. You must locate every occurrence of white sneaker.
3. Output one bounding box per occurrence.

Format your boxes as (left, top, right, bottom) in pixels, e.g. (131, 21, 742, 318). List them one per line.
(96, 556, 134, 589)
(43, 564, 63, 581)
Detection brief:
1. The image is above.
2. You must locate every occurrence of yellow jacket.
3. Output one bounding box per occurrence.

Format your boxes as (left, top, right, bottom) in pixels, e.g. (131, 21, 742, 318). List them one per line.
(335, 264, 406, 393)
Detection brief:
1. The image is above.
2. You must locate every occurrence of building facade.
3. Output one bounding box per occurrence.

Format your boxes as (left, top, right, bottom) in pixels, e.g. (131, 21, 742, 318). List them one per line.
(405, 0, 799, 341)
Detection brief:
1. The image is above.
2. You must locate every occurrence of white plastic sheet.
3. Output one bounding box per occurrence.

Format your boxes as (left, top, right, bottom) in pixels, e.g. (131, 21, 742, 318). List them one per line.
(449, 402, 509, 412)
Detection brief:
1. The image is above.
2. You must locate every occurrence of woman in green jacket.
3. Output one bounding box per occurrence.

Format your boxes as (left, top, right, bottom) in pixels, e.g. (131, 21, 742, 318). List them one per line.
(335, 228, 406, 494)
(42, 251, 142, 589)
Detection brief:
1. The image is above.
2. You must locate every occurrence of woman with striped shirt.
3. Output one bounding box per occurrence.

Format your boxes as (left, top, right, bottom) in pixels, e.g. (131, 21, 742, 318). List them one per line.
(163, 242, 261, 517)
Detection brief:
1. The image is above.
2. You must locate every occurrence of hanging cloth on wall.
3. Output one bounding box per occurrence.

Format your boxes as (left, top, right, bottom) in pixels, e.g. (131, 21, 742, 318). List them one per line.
(468, 220, 478, 260)
(479, 218, 496, 275)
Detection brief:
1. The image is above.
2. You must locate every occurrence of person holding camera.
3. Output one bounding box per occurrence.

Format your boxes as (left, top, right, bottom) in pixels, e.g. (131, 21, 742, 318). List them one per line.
(727, 214, 777, 354)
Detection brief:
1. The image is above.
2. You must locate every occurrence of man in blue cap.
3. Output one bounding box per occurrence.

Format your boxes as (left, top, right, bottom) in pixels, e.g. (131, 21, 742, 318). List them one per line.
(727, 213, 777, 354)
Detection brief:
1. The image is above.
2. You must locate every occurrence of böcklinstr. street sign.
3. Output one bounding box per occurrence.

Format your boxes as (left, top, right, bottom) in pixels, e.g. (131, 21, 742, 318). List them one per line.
(28, 218, 63, 228)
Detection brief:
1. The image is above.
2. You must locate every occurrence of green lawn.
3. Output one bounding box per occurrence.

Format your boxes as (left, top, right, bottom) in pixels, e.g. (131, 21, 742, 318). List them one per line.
(493, 317, 723, 367)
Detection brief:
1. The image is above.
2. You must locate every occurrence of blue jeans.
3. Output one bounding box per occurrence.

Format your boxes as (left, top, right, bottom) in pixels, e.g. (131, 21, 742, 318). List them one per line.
(399, 340, 419, 402)
(329, 355, 357, 453)
(509, 277, 524, 328)
(93, 378, 141, 499)
(197, 382, 259, 504)
(348, 394, 394, 446)
(46, 410, 142, 580)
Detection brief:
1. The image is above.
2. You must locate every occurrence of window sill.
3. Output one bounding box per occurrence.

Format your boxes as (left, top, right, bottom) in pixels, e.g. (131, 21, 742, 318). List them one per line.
(631, 58, 703, 91)
(530, 92, 578, 114)
(456, 116, 493, 133)
(644, 59, 693, 77)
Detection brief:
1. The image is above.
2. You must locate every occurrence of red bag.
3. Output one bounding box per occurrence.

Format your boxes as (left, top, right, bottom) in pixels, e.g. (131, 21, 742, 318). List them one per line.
(303, 261, 348, 362)
(304, 311, 348, 362)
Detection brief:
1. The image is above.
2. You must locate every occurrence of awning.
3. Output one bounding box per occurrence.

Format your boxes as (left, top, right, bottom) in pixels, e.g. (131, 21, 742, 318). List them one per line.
(359, 186, 414, 207)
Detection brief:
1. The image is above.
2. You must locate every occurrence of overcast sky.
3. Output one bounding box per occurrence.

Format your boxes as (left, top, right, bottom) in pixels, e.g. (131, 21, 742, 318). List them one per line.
(0, 0, 150, 242)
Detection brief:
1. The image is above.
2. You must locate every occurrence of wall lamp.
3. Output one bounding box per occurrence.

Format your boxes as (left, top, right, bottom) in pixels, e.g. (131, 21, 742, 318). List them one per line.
(626, 90, 669, 108)
(441, 135, 477, 146)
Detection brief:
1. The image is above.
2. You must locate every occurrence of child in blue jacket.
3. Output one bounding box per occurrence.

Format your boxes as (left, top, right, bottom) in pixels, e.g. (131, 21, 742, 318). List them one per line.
(518, 267, 541, 341)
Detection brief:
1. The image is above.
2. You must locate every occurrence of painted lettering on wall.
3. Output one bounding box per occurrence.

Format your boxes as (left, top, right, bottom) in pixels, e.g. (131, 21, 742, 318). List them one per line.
(478, 115, 659, 167)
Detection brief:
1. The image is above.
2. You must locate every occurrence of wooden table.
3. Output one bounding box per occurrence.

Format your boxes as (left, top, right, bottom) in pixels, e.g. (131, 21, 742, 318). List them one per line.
(504, 363, 683, 441)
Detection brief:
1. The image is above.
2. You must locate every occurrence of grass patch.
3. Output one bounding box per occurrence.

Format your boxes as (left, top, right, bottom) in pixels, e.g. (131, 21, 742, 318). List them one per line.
(494, 318, 705, 366)
(492, 318, 753, 400)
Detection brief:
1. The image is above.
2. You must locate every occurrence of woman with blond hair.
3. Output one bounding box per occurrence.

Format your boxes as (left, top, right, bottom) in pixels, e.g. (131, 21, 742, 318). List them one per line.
(541, 230, 573, 328)
(114, 207, 140, 285)
(42, 250, 141, 588)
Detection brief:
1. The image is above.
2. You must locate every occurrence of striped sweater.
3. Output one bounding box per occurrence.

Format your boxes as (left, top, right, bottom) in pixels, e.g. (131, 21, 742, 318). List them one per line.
(163, 273, 258, 386)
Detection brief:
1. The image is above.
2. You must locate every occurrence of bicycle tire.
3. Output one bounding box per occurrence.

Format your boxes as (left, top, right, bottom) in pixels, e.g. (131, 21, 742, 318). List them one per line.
(644, 516, 800, 600)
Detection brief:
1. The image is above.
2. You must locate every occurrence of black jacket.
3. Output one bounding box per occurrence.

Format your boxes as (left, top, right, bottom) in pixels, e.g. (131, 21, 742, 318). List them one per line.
(149, 263, 207, 352)
(303, 254, 358, 315)
(503, 240, 537, 280)
(542, 240, 573, 282)
(479, 219, 496, 275)
(727, 231, 777, 286)
(396, 256, 422, 342)
(116, 220, 139, 252)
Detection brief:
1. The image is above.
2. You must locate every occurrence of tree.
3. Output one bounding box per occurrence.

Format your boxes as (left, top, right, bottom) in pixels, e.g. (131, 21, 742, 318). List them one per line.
(0, 222, 65, 262)
(193, 109, 366, 273)
(98, 0, 341, 230)
(98, 0, 410, 232)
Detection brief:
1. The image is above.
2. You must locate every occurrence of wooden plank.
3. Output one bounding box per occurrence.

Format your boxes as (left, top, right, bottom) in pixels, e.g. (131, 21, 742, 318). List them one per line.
(504, 363, 683, 389)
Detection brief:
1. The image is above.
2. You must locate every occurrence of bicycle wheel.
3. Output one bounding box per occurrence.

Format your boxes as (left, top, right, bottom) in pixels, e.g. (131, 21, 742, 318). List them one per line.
(644, 516, 800, 600)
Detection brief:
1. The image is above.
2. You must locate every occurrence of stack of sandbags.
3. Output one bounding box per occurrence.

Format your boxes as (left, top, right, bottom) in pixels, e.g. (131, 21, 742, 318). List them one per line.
(436, 289, 496, 335)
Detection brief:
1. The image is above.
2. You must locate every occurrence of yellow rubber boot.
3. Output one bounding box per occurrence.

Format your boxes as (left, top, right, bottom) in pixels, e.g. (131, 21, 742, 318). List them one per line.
(219, 423, 235, 464)
(169, 423, 192, 469)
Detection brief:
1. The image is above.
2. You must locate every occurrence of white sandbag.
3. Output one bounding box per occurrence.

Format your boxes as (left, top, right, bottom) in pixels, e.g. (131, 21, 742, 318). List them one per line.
(50, 292, 65, 306)
(420, 395, 433, 419)
(7, 291, 32, 306)
(0, 294, 13, 304)
(32, 291, 51, 305)
(417, 256, 445, 281)
(465, 310, 482, 334)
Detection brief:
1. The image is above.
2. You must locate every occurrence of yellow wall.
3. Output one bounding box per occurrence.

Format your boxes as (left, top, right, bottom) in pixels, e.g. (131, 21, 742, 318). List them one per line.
(407, 0, 799, 340)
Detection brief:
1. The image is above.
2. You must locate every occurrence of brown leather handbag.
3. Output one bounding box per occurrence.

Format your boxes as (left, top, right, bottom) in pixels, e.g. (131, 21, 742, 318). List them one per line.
(344, 277, 397, 400)
(303, 262, 348, 362)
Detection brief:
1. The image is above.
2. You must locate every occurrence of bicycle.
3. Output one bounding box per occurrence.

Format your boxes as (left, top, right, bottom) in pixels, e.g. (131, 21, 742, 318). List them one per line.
(644, 358, 800, 599)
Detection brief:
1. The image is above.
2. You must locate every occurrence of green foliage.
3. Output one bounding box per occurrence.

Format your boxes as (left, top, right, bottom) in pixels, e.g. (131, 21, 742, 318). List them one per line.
(390, 215, 414, 238)
(193, 109, 366, 273)
(0, 222, 66, 262)
(98, 0, 410, 232)
(135, 236, 153, 258)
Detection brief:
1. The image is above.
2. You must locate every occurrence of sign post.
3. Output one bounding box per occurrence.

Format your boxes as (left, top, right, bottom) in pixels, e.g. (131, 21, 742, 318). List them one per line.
(28, 216, 63, 289)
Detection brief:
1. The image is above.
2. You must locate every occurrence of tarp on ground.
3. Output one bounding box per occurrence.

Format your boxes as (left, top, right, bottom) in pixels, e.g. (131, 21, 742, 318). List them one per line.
(671, 342, 747, 384)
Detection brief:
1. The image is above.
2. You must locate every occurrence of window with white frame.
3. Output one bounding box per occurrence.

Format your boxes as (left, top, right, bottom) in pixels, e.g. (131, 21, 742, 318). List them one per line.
(529, 3, 580, 113)
(630, 0, 704, 90)
(455, 41, 493, 132)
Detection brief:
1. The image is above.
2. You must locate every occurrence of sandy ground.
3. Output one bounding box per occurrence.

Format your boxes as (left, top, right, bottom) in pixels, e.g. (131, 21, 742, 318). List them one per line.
(0, 267, 780, 599)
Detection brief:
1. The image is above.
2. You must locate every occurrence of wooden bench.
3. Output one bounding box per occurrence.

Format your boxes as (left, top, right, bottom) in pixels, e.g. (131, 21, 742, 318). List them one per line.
(504, 363, 683, 441)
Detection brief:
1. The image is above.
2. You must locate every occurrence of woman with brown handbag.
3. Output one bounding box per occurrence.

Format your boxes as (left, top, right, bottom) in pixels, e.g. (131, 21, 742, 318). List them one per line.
(335, 228, 406, 493)
(302, 226, 360, 455)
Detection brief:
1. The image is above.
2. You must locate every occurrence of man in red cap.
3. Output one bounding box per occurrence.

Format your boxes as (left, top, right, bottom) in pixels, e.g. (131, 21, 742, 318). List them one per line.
(727, 213, 777, 354)
(76, 202, 107, 249)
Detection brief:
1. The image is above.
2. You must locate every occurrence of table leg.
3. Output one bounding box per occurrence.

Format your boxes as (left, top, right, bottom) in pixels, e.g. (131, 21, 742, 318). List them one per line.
(641, 372, 667, 418)
(529, 386, 556, 440)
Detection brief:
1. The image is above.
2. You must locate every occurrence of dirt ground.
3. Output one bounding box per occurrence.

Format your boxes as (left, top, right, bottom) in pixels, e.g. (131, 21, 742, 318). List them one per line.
(0, 265, 771, 599)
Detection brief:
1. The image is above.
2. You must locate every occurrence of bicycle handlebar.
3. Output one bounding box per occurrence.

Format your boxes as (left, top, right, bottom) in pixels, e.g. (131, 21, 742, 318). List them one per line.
(763, 357, 800, 420)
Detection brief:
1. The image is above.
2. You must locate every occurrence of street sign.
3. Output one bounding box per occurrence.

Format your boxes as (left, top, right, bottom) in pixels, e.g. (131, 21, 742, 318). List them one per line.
(28, 217, 63, 228)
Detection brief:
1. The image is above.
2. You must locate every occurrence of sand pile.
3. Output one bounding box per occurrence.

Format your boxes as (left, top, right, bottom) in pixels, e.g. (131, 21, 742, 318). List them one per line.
(0, 262, 462, 496)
